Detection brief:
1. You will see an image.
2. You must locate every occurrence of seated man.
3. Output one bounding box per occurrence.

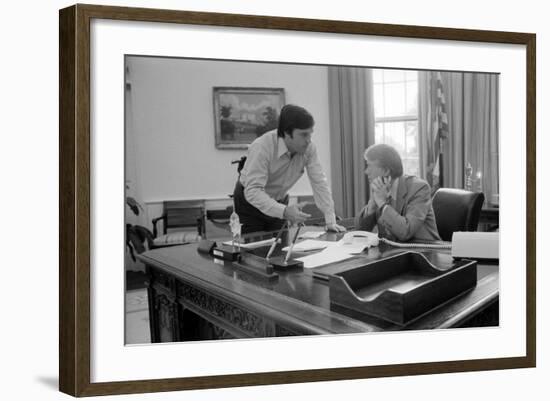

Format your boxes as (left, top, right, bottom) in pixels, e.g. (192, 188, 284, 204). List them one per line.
(355, 143, 441, 242)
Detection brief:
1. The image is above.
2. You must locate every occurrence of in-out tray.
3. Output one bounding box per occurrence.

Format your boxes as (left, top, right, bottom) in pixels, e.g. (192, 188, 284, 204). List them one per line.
(329, 251, 477, 325)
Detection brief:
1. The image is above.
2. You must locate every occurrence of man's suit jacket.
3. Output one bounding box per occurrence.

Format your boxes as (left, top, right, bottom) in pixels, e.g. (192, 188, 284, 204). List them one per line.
(355, 175, 441, 242)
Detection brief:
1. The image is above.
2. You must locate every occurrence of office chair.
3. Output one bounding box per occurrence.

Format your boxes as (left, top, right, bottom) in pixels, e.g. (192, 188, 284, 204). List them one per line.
(432, 188, 485, 241)
(151, 200, 206, 248)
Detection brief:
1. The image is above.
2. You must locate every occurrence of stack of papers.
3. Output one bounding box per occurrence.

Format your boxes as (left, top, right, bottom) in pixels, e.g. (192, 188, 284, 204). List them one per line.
(296, 246, 355, 268)
(292, 236, 374, 268)
(297, 231, 326, 239)
(281, 239, 332, 252)
(335, 236, 372, 254)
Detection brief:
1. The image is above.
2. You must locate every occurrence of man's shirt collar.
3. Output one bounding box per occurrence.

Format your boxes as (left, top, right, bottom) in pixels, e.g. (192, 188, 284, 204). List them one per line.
(277, 136, 291, 158)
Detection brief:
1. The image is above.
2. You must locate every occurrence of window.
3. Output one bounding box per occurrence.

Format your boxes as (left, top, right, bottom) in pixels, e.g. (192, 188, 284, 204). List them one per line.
(372, 69, 419, 176)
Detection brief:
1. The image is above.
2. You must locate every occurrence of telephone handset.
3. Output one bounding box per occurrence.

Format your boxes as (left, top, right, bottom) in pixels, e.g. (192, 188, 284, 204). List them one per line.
(341, 231, 380, 248)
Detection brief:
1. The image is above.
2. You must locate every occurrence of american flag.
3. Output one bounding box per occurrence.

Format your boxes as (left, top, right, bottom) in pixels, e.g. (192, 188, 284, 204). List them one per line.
(429, 72, 449, 190)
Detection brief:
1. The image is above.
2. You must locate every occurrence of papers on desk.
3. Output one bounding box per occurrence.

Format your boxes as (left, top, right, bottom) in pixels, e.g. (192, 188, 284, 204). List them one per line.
(281, 239, 332, 252)
(292, 236, 373, 268)
(296, 246, 355, 268)
(335, 236, 373, 254)
(221, 238, 278, 249)
(298, 231, 326, 239)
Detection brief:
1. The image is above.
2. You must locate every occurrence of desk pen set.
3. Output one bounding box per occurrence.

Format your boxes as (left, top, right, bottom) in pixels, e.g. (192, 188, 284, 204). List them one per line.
(198, 220, 304, 282)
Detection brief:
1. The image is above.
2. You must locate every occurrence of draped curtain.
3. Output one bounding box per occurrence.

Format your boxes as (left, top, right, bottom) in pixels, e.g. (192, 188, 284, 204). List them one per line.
(418, 71, 499, 203)
(125, 64, 147, 228)
(124, 63, 148, 270)
(327, 67, 376, 218)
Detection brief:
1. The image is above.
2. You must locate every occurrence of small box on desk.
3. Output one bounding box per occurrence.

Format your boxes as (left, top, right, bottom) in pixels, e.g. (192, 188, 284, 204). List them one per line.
(329, 251, 477, 326)
(268, 256, 304, 271)
(212, 244, 241, 262)
(233, 252, 279, 282)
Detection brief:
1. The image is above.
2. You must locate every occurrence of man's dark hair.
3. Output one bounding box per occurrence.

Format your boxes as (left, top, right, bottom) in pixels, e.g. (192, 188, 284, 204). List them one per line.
(364, 143, 404, 178)
(277, 104, 314, 138)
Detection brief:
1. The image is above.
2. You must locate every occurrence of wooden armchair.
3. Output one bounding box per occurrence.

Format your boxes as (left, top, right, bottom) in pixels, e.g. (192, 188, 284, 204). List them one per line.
(151, 200, 206, 248)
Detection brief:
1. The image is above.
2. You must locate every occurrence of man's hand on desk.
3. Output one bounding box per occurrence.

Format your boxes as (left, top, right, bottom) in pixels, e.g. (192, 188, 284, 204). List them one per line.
(326, 223, 346, 233)
(283, 203, 311, 224)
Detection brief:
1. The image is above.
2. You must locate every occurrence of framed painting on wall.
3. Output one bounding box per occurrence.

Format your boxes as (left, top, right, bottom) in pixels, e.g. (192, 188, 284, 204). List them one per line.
(213, 87, 285, 149)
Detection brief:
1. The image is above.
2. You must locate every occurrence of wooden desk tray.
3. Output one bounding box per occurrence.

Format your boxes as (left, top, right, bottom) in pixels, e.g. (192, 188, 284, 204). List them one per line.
(329, 251, 477, 326)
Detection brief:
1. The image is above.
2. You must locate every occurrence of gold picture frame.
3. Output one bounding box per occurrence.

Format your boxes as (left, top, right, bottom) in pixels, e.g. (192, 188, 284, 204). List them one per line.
(213, 87, 285, 149)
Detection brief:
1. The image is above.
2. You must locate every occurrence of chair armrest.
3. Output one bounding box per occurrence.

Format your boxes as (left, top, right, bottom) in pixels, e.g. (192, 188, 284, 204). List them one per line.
(196, 217, 203, 238)
(151, 214, 166, 238)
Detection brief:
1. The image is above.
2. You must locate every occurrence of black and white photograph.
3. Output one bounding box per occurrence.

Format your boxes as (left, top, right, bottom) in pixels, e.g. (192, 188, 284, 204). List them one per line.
(2, 0, 542, 399)
(124, 56, 500, 345)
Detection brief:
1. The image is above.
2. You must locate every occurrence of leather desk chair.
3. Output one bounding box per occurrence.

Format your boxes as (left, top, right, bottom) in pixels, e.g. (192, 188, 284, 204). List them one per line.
(432, 188, 485, 241)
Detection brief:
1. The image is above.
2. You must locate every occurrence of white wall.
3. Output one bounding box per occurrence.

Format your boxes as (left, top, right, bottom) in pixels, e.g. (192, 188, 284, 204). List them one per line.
(127, 56, 331, 204)
(2, 1, 548, 401)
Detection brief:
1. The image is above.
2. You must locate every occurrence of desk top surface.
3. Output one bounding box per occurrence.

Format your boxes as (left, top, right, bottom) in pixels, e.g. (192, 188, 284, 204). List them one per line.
(139, 227, 499, 333)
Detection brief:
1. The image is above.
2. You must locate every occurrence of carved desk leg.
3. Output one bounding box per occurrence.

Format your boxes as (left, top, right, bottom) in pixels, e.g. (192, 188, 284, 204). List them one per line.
(147, 265, 179, 343)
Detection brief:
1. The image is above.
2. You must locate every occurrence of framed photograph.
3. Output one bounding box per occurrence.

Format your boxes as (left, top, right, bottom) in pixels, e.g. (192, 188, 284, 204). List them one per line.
(59, 4, 536, 397)
(213, 87, 285, 149)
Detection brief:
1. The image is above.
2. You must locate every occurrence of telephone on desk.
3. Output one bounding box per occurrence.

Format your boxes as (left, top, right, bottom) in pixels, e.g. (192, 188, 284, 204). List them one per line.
(340, 230, 450, 250)
(341, 231, 380, 248)
(341, 230, 498, 260)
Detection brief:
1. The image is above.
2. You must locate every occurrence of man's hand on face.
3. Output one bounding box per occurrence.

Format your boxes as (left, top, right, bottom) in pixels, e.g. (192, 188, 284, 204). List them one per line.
(283, 202, 311, 224)
(371, 176, 392, 208)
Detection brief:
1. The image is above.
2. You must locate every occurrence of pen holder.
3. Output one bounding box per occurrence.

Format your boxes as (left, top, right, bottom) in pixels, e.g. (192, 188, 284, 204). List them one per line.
(268, 256, 304, 271)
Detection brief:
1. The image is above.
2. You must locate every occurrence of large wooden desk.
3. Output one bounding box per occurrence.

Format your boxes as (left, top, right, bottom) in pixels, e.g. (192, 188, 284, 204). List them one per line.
(137, 229, 499, 343)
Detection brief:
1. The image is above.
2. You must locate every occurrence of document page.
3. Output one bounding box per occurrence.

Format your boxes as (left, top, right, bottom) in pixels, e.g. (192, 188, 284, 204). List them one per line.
(296, 246, 355, 268)
(298, 231, 326, 239)
(282, 239, 332, 252)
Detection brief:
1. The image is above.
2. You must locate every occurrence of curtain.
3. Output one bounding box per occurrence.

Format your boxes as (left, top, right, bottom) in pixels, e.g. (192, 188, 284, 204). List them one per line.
(125, 63, 147, 229)
(124, 62, 148, 271)
(418, 71, 499, 204)
(327, 67, 376, 218)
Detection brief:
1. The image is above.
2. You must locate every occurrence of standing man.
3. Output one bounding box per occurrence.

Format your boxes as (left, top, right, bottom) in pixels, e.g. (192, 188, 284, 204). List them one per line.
(234, 104, 346, 234)
(356, 143, 441, 242)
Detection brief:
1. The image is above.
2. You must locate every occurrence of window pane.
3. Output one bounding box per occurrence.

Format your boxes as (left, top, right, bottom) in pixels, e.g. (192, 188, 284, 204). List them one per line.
(384, 83, 406, 116)
(405, 121, 418, 157)
(406, 81, 418, 115)
(383, 121, 406, 155)
(382, 69, 406, 83)
(402, 158, 420, 176)
(372, 69, 420, 178)
(405, 70, 418, 82)
(375, 122, 384, 143)
(373, 83, 384, 117)
(372, 69, 383, 84)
